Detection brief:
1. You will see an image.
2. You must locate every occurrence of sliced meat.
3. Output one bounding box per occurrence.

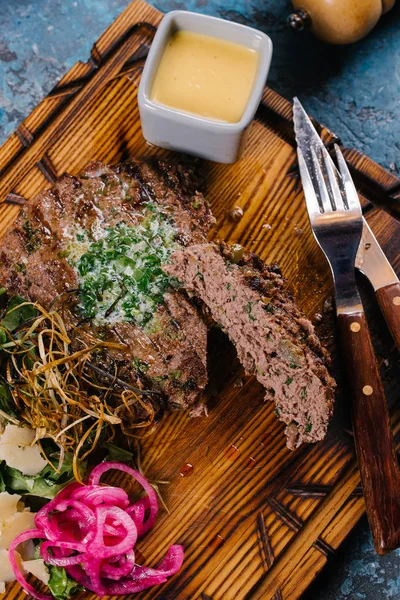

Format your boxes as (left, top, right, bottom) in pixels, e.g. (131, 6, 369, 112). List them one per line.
(0, 155, 335, 447)
(164, 242, 336, 449)
(0, 158, 214, 412)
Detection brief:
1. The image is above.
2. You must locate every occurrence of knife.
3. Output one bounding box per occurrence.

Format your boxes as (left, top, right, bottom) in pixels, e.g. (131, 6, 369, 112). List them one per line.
(294, 97, 400, 554)
(356, 220, 400, 350)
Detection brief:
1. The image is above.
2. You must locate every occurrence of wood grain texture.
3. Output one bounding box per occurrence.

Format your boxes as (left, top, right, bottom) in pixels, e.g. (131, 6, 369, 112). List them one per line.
(375, 282, 400, 351)
(337, 311, 400, 554)
(0, 1, 398, 598)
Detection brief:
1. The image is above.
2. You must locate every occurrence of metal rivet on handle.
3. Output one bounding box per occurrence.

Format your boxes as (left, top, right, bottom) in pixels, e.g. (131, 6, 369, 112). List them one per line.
(350, 322, 361, 332)
(393, 296, 400, 306)
(363, 385, 373, 396)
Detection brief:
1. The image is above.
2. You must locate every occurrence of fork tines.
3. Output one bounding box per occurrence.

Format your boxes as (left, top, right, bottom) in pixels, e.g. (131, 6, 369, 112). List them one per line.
(298, 143, 361, 218)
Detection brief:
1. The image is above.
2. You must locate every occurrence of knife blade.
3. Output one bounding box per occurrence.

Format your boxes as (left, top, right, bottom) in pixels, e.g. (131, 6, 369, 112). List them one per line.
(356, 219, 399, 291)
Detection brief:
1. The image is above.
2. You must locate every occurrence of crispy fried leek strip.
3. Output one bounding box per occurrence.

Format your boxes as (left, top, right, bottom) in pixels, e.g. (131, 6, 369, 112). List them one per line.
(1, 302, 158, 481)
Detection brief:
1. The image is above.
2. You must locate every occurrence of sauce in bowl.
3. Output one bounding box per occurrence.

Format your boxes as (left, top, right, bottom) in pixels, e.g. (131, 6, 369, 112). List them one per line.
(150, 30, 259, 123)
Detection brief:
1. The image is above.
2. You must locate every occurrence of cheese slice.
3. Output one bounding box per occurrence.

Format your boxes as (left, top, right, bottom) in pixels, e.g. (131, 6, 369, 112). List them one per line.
(0, 424, 47, 476)
(0, 491, 47, 595)
(22, 559, 50, 585)
(0, 492, 22, 520)
(0, 511, 36, 551)
(0, 551, 49, 595)
(0, 548, 20, 592)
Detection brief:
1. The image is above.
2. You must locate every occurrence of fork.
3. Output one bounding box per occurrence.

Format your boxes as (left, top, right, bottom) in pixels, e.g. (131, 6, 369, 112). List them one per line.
(298, 141, 400, 555)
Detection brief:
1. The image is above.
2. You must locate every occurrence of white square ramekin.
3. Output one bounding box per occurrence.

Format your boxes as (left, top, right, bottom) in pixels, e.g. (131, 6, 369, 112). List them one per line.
(138, 11, 273, 164)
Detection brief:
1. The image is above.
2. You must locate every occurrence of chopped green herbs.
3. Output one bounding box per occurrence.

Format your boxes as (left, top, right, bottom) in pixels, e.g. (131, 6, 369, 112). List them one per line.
(285, 377, 293, 385)
(169, 369, 182, 380)
(301, 386, 307, 400)
(133, 357, 150, 373)
(191, 199, 202, 210)
(23, 221, 41, 254)
(195, 269, 204, 281)
(263, 302, 274, 314)
(290, 363, 297, 369)
(71, 203, 179, 327)
(14, 263, 26, 274)
(245, 301, 256, 321)
(305, 420, 312, 433)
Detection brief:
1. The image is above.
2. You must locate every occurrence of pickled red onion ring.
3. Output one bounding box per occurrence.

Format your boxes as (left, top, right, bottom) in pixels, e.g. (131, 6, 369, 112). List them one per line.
(72, 485, 130, 508)
(88, 462, 158, 534)
(9, 529, 50, 600)
(101, 550, 135, 580)
(9, 461, 184, 598)
(40, 540, 86, 567)
(91, 506, 137, 558)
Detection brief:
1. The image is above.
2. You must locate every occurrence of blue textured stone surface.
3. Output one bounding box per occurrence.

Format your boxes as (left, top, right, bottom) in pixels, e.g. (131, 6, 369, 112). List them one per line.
(0, 0, 400, 172)
(303, 515, 400, 600)
(0, 1, 399, 598)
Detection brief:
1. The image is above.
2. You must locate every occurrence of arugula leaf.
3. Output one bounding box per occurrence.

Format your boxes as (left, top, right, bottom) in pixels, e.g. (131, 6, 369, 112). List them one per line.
(0, 452, 80, 499)
(102, 441, 134, 463)
(1, 296, 38, 332)
(0, 467, 6, 493)
(47, 565, 84, 600)
(0, 378, 19, 419)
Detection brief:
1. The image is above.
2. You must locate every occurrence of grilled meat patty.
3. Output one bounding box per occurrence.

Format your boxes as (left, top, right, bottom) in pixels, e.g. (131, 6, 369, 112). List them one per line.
(0, 158, 215, 411)
(0, 157, 335, 446)
(164, 242, 336, 448)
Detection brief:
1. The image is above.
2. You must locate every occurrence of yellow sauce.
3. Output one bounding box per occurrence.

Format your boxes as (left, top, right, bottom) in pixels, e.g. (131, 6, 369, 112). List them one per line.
(150, 30, 259, 123)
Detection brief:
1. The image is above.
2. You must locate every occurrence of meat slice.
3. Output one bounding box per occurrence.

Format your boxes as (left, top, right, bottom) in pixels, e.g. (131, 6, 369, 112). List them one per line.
(164, 242, 336, 449)
(0, 156, 335, 447)
(0, 158, 214, 412)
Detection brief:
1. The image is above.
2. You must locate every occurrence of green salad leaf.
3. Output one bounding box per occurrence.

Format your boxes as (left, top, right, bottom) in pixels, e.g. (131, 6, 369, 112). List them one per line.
(47, 565, 84, 600)
(0, 377, 19, 419)
(0, 293, 136, 505)
(0, 465, 6, 493)
(102, 440, 134, 463)
(0, 295, 38, 332)
(0, 451, 79, 499)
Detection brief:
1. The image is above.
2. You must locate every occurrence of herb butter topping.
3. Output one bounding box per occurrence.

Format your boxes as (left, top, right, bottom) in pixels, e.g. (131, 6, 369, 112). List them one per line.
(68, 203, 179, 326)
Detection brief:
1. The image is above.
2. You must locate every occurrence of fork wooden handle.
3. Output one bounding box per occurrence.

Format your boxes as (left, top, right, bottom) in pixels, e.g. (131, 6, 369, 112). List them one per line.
(338, 310, 400, 554)
(375, 282, 400, 351)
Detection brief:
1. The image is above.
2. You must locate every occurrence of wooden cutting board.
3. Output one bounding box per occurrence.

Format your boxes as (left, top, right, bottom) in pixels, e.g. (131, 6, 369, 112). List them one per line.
(0, 2, 399, 598)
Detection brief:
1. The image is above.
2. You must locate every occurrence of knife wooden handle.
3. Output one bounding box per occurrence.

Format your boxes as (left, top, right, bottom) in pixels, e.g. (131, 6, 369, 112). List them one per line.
(375, 282, 400, 351)
(338, 310, 400, 554)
